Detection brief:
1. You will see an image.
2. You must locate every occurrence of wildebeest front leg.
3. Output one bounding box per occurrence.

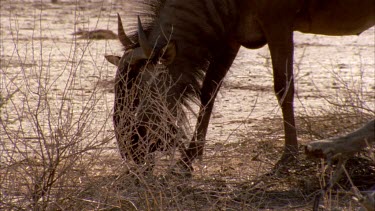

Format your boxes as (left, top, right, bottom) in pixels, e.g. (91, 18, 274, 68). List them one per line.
(263, 23, 298, 161)
(179, 43, 240, 171)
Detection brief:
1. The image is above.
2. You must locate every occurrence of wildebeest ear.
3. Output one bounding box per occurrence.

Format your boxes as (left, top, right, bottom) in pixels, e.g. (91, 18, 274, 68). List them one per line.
(160, 42, 176, 65)
(105, 55, 121, 66)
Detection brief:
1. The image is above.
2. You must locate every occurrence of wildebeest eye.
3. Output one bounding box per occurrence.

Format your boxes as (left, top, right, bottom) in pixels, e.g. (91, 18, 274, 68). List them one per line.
(159, 42, 176, 65)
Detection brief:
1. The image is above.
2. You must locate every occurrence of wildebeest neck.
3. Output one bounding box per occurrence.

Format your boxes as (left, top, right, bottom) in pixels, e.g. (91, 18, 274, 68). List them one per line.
(144, 0, 238, 100)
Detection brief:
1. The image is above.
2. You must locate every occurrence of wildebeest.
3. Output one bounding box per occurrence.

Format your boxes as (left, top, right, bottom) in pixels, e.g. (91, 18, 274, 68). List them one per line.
(106, 0, 375, 173)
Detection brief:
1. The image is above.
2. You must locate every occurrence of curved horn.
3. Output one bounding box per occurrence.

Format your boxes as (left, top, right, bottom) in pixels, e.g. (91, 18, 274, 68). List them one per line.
(117, 13, 133, 48)
(137, 16, 152, 58)
(126, 48, 149, 64)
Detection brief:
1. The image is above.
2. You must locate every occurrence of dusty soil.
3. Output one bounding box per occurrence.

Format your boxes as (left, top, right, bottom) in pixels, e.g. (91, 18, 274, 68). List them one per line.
(1, 0, 374, 210)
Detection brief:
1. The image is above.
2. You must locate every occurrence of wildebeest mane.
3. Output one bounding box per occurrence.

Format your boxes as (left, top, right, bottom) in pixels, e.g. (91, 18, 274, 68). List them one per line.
(119, 0, 239, 134)
(121, 0, 221, 111)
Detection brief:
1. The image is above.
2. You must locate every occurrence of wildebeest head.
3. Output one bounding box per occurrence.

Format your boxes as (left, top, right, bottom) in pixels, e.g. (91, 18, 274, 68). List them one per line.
(106, 15, 184, 165)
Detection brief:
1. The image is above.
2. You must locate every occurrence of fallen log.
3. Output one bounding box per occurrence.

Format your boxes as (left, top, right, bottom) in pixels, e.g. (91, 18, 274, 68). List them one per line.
(72, 29, 118, 40)
(305, 119, 375, 211)
(305, 119, 374, 160)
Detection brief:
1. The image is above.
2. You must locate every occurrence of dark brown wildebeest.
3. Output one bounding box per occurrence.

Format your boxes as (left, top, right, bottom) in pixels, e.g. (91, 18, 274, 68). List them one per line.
(106, 0, 375, 174)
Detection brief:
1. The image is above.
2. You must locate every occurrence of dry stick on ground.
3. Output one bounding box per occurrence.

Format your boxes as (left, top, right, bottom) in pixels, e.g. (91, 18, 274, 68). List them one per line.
(304, 119, 375, 211)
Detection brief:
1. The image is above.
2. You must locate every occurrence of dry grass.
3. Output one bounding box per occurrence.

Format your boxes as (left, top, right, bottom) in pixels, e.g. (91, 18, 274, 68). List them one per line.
(1, 0, 374, 210)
